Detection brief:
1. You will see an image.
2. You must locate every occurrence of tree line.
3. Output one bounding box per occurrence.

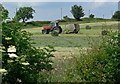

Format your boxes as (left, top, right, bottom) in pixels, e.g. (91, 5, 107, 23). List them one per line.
(1, 4, 120, 23)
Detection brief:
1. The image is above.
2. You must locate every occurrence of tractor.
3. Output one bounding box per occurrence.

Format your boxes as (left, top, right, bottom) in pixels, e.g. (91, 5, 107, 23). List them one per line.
(42, 21, 62, 34)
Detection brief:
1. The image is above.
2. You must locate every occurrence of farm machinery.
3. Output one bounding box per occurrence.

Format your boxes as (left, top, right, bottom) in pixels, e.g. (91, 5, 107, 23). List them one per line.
(42, 20, 80, 34)
(42, 21, 62, 34)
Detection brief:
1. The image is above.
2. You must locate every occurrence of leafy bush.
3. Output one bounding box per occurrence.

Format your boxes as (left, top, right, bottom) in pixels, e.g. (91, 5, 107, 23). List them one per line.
(2, 21, 55, 83)
(51, 30, 59, 36)
(101, 30, 109, 35)
(89, 14, 94, 18)
(112, 11, 120, 21)
(75, 31, 120, 82)
(86, 25, 91, 30)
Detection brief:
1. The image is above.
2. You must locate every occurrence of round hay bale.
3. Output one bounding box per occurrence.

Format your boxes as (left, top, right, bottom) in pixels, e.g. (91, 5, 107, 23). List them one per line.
(74, 24, 80, 33)
(66, 24, 75, 31)
(65, 24, 80, 34)
(86, 25, 91, 30)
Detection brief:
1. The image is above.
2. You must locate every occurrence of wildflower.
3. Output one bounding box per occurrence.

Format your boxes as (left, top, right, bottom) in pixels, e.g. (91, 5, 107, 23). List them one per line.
(17, 78, 22, 83)
(8, 53, 18, 58)
(0, 69, 7, 73)
(21, 62, 29, 65)
(5, 37, 12, 40)
(34, 63, 37, 66)
(7, 45, 16, 52)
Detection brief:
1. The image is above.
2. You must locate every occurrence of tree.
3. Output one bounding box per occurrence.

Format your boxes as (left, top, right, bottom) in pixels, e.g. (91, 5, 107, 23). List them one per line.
(63, 15, 70, 21)
(89, 14, 94, 18)
(71, 5, 84, 21)
(15, 7, 35, 22)
(112, 11, 120, 21)
(0, 3, 9, 20)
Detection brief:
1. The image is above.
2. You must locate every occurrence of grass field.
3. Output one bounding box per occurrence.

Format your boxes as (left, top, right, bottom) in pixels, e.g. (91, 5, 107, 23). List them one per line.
(24, 21, 118, 47)
(24, 21, 119, 82)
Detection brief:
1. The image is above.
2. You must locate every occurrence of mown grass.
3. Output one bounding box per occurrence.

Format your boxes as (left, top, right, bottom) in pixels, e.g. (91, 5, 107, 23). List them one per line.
(24, 21, 119, 82)
(31, 35, 101, 47)
(24, 21, 118, 47)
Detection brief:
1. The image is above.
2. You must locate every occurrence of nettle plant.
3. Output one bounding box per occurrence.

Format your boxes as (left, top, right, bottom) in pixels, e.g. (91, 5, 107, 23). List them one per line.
(2, 21, 55, 84)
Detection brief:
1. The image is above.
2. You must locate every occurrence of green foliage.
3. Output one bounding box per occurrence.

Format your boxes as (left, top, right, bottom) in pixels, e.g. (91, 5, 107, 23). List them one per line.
(63, 15, 76, 22)
(75, 32, 120, 82)
(63, 15, 71, 22)
(71, 5, 85, 21)
(0, 3, 9, 20)
(14, 7, 35, 22)
(112, 11, 120, 21)
(101, 30, 109, 35)
(26, 21, 50, 27)
(2, 21, 55, 83)
(89, 14, 94, 18)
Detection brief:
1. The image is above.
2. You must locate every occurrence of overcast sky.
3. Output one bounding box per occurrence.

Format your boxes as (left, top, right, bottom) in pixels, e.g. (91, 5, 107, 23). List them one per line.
(1, 2, 119, 21)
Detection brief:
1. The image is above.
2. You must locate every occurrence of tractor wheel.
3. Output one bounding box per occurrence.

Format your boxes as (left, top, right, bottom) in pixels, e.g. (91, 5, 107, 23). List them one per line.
(53, 26, 62, 34)
(42, 29, 50, 34)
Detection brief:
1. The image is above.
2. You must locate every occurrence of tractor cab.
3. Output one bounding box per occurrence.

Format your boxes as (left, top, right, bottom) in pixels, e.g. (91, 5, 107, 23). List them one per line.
(50, 21, 59, 30)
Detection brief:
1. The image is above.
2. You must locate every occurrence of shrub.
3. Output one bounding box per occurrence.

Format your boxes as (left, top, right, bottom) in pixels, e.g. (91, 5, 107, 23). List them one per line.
(26, 21, 50, 27)
(75, 31, 120, 82)
(2, 21, 55, 83)
(101, 30, 109, 35)
(86, 25, 91, 30)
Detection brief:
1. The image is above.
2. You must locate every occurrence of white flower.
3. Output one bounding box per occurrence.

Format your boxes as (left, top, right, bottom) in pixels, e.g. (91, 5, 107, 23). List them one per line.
(7, 45, 16, 52)
(0, 69, 7, 73)
(5, 37, 12, 40)
(7, 60, 14, 63)
(21, 62, 29, 65)
(17, 78, 22, 83)
(8, 53, 18, 58)
(110, 39, 113, 42)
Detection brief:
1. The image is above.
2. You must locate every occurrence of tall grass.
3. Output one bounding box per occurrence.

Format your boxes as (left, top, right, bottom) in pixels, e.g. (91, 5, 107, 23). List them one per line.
(63, 31, 120, 82)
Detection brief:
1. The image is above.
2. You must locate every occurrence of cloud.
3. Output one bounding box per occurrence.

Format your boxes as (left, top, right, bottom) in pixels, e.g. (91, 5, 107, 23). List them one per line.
(92, 0, 107, 9)
(16, 2, 47, 7)
(90, 0, 119, 9)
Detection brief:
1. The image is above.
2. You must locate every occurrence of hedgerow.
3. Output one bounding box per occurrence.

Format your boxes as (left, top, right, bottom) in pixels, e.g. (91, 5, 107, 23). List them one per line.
(75, 31, 120, 82)
(2, 21, 55, 84)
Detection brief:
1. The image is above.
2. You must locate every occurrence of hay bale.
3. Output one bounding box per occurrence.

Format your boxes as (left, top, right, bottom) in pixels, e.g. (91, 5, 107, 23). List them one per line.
(65, 24, 80, 34)
(86, 25, 91, 30)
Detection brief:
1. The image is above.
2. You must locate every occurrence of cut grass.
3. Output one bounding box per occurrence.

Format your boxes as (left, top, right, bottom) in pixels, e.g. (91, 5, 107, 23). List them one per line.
(24, 21, 119, 47)
(24, 21, 119, 82)
(31, 35, 101, 47)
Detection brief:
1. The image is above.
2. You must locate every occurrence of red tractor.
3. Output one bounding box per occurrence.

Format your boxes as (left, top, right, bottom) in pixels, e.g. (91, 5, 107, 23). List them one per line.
(42, 21, 62, 34)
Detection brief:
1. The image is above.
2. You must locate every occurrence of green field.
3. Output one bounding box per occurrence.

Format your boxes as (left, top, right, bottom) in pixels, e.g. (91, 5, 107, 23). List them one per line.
(23, 21, 119, 59)
(24, 21, 118, 47)
(23, 21, 119, 82)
